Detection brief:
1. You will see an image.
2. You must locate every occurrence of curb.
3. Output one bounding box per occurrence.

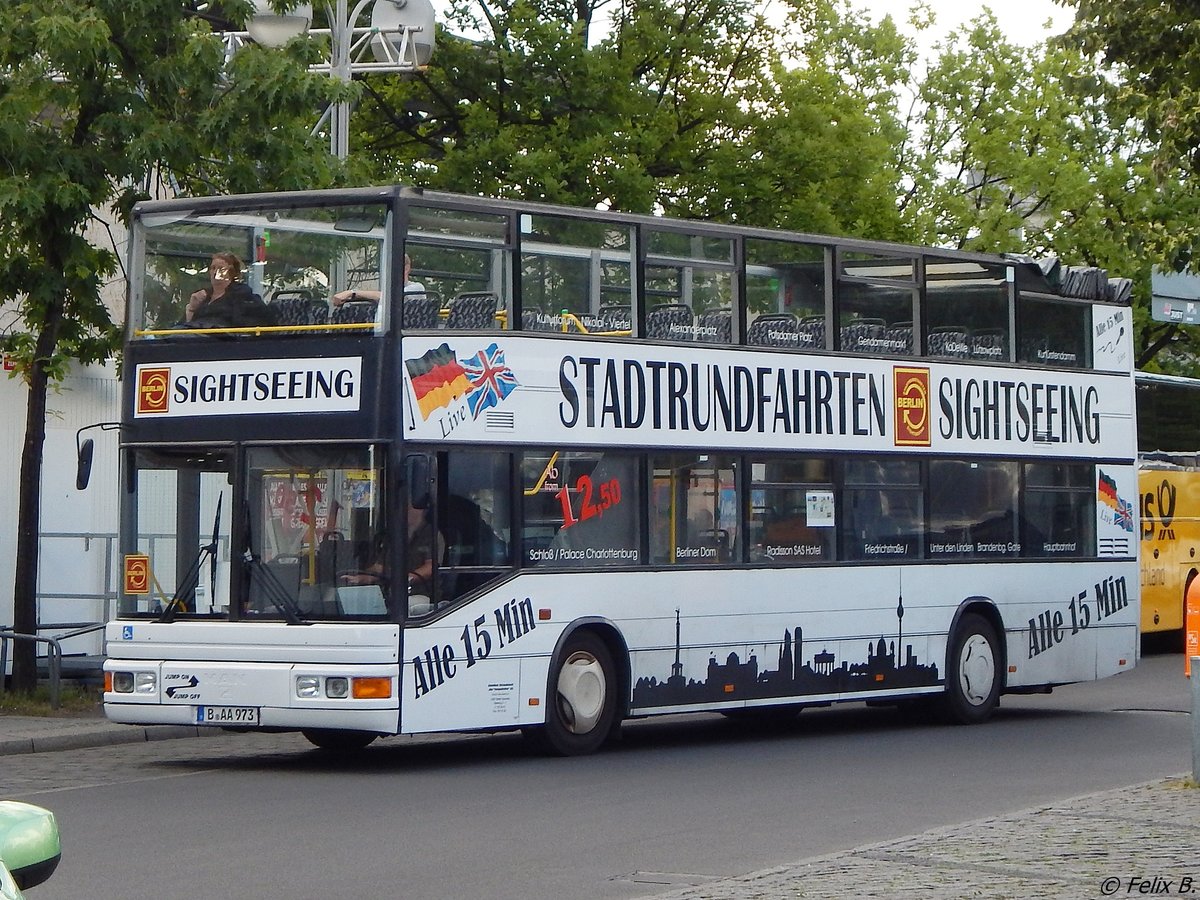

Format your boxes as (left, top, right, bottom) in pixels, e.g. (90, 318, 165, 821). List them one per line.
(0, 725, 213, 756)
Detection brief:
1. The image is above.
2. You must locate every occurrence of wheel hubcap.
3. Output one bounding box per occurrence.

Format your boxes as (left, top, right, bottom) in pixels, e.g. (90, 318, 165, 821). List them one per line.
(958, 634, 995, 706)
(557, 650, 606, 734)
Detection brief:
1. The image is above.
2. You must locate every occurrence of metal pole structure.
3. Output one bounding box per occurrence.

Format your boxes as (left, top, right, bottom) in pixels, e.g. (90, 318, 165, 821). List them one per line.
(227, 0, 429, 161)
(330, 0, 357, 160)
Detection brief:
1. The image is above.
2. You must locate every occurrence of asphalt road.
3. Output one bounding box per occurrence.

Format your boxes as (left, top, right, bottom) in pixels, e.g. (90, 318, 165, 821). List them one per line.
(8, 650, 1192, 900)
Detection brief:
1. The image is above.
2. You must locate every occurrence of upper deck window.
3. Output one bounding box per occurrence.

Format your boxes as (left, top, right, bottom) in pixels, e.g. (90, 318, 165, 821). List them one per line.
(925, 259, 1011, 362)
(133, 202, 391, 339)
(837, 251, 916, 356)
(643, 228, 736, 345)
(745, 239, 827, 351)
(519, 214, 634, 336)
(406, 205, 511, 331)
(1017, 295, 1091, 368)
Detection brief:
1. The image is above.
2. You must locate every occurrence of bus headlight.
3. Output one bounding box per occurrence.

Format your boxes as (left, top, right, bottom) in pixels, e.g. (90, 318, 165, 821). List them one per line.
(325, 677, 349, 698)
(296, 676, 321, 698)
(135, 672, 157, 694)
(111, 672, 134, 693)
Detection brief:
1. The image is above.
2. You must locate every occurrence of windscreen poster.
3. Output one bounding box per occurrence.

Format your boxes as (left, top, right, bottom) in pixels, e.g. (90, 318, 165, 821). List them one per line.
(400, 335, 1135, 460)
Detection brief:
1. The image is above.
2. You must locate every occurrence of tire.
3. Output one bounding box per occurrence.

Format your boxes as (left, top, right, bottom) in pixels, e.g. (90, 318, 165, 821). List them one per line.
(533, 631, 618, 756)
(940, 613, 1002, 725)
(302, 729, 378, 752)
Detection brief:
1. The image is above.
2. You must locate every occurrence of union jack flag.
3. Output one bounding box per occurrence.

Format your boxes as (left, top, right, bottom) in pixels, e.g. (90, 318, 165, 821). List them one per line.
(1115, 498, 1135, 533)
(463, 342, 519, 419)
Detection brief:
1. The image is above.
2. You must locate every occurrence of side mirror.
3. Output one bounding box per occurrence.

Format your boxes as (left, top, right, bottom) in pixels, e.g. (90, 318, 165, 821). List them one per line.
(76, 438, 95, 491)
(406, 454, 432, 510)
(0, 801, 61, 892)
(75, 422, 120, 491)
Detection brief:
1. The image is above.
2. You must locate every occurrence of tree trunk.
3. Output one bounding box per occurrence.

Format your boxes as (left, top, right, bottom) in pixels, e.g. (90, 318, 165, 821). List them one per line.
(10, 347, 52, 693)
(10, 206, 69, 693)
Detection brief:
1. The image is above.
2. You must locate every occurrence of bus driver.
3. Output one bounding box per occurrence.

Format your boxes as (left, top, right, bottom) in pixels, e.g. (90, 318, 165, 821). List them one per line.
(339, 501, 444, 596)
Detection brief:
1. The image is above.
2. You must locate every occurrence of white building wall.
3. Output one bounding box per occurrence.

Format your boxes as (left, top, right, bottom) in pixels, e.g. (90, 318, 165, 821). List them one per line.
(0, 361, 122, 658)
(1, 207, 128, 665)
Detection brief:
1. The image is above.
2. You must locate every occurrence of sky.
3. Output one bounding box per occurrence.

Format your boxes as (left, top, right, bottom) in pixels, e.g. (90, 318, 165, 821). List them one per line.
(850, 0, 1075, 48)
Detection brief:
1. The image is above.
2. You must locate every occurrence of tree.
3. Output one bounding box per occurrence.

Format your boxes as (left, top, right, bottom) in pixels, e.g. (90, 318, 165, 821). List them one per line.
(0, 0, 342, 692)
(352, 0, 922, 240)
(700, 0, 915, 239)
(351, 0, 782, 213)
(1065, 0, 1200, 371)
(901, 11, 1200, 374)
(1069, 0, 1200, 180)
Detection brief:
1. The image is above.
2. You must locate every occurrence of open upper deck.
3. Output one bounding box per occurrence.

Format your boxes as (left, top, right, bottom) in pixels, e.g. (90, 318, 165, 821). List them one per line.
(128, 186, 1132, 372)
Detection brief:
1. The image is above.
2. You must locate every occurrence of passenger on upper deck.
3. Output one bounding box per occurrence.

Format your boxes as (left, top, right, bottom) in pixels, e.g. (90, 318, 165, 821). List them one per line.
(331, 254, 425, 307)
(184, 252, 274, 328)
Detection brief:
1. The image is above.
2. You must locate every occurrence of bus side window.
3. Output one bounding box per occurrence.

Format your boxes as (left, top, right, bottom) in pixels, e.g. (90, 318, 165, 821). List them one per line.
(522, 450, 641, 567)
(650, 454, 738, 565)
(841, 459, 921, 560)
(435, 451, 513, 603)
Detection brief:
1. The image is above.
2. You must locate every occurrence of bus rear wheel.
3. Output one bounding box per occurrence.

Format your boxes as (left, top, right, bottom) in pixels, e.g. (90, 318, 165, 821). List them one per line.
(533, 631, 618, 756)
(302, 729, 378, 752)
(940, 613, 1002, 725)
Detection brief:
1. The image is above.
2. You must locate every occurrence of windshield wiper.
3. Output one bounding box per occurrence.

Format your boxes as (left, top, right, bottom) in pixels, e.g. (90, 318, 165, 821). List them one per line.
(158, 493, 222, 623)
(242, 501, 307, 625)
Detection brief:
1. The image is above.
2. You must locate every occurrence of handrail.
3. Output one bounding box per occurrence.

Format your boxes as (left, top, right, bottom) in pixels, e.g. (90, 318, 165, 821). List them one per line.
(46, 622, 105, 642)
(135, 321, 375, 336)
(0, 630, 63, 709)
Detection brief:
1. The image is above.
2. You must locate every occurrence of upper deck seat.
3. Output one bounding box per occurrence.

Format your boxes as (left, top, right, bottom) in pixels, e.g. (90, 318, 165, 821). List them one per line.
(269, 289, 326, 330)
(595, 305, 633, 334)
(521, 309, 549, 331)
(883, 321, 914, 355)
(445, 292, 500, 330)
(928, 326, 971, 359)
(746, 313, 800, 348)
(402, 293, 443, 329)
(797, 316, 825, 350)
(839, 318, 886, 353)
(971, 329, 1007, 362)
(330, 300, 378, 326)
(646, 303, 694, 341)
(695, 309, 732, 344)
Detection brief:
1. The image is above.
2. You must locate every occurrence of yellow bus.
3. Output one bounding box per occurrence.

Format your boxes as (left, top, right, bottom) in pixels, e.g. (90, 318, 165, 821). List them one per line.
(1136, 373, 1200, 638)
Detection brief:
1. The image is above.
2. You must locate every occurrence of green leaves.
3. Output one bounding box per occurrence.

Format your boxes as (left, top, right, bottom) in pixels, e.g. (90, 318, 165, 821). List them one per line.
(0, 0, 346, 377)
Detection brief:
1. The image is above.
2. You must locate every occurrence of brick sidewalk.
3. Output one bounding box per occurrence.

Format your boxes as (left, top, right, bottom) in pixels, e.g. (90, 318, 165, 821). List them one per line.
(651, 780, 1200, 900)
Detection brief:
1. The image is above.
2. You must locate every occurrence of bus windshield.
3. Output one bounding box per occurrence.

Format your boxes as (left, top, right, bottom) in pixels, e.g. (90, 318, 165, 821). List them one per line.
(122, 445, 389, 620)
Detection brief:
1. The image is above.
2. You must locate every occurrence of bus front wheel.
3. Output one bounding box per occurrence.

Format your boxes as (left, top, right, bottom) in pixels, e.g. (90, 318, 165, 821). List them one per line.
(941, 613, 1002, 725)
(302, 729, 377, 752)
(532, 631, 618, 756)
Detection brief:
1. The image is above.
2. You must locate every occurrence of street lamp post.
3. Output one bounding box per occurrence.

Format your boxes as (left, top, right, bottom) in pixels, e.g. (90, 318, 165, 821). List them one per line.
(229, 0, 436, 159)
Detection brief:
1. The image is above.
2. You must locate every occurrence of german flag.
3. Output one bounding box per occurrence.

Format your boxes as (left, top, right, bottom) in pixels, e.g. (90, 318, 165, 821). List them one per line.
(1098, 470, 1119, 509)
(406, 343, 473, 420)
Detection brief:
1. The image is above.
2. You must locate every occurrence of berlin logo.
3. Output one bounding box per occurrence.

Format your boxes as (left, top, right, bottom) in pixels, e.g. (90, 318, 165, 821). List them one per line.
(123, 554, 150, 595)
(893, 366, 930, 446)
(137, 367, 171, 415)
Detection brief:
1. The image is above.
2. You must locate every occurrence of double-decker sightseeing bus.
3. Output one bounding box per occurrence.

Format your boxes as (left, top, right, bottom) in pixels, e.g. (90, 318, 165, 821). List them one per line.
(1136, 372, 1200, 640)
(97, 187, 1139, 753)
